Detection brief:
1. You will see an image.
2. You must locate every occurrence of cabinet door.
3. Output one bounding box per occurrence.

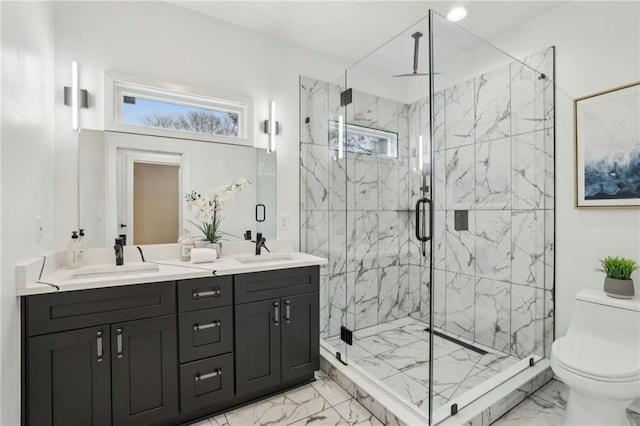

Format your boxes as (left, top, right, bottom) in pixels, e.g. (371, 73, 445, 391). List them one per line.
(28, 326, 111, 426)
(281, 293, 320, 383)
(235, 298, 281, 395)
(111, 315, 179, 426)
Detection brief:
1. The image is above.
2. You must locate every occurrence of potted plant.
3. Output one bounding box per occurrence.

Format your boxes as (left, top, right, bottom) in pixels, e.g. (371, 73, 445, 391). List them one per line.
(599, 256, 638, 299)
(185, 177, 251, 257)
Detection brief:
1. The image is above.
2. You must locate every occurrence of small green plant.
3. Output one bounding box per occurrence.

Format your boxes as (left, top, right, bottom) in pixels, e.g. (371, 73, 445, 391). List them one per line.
(599, 256, 638, 280)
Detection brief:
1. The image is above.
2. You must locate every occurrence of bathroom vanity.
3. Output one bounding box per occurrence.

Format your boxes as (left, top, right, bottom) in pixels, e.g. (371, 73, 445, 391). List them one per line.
(18, 249, 324, 426)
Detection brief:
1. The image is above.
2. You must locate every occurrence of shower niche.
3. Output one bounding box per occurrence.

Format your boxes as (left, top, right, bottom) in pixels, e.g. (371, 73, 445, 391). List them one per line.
(300, 10, 554, 425)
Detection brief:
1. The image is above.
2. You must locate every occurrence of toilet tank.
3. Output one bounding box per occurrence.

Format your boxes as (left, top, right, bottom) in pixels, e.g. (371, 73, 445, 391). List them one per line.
(567, 289, 640, 347)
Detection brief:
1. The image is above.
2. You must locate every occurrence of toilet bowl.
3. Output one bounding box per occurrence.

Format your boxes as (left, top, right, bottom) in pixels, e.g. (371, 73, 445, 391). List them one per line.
(551, 289, 640, 426)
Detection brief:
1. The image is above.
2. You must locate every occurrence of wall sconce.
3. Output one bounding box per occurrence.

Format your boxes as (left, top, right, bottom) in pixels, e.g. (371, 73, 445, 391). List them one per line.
(418, 134, 424, 171)
(418, 134, 432, 175)
(331, 114, 345, 161)
(63, 61, 89, 130)
(263, 101, 279, 153)
(337, 114, 344, 160)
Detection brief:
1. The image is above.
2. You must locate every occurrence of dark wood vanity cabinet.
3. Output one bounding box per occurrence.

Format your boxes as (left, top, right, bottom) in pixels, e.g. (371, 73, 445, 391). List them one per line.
(111, 316, 179, 426)
(281, 292, 320, 383)
(22, 266, 320, 426)
(176, 276, 236, 417)
(235, 267, 320, 396)
(23, 283, 179, 426)
(28, 325, 112, 426)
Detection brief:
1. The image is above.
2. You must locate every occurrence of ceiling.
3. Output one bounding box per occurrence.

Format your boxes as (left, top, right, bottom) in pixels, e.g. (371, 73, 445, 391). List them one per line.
(172, 1, 566, 64)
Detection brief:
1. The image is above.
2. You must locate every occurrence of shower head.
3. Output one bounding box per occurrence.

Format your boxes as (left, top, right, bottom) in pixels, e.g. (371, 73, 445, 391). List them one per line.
(392, 31, 440, 77)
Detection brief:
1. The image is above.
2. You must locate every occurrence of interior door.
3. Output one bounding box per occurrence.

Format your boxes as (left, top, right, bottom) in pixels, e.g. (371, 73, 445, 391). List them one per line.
(132, 162, 180, 244)
(116, 149, 183, 245)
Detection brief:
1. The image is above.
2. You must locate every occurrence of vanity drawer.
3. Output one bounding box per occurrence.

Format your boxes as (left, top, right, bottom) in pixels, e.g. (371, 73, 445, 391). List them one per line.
(26, 281, 175, 336)
(179, 307, 233, 363)
(178, 276, 233, 312)
(180, 353, 235, 414)
(234, 266, 319, 304)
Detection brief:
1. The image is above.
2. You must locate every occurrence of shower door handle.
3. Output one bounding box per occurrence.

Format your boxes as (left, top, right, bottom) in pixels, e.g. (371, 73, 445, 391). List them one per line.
(414, 198, 432, 243)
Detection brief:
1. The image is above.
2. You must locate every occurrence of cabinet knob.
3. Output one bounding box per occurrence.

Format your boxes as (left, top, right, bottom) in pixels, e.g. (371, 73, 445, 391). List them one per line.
(284, 300, 291, 324)
(195, 369, 221, 382)
(96, 331, 103, 362)
(193, 320, 221, 331)
(116, 328, 123, 358)
(193, 287, 221, 299)
(273, 302, 279, 326)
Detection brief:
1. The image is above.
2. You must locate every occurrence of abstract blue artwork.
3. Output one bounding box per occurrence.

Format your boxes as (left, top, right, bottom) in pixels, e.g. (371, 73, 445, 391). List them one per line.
(575, 81, 640, 207)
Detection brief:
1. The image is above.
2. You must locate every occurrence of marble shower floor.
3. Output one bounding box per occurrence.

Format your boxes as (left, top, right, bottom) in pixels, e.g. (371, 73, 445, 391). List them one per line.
(325, 317, 521, 414)
(191, 371, 381, 426)
(494, 379, 640, 426)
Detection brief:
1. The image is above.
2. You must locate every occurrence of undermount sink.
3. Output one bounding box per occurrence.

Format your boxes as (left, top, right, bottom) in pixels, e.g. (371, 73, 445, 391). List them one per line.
(234, 254, 295, 265)
(68, 263, 160, 279)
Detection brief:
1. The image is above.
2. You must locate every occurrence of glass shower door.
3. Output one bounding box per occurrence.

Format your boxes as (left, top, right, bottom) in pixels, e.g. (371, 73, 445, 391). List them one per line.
(428, 10, 554, 423)
(340, 15, 436, 417)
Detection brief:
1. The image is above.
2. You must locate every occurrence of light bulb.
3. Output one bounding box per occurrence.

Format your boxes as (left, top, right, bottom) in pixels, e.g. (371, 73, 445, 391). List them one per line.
(447, 6, 469, 22)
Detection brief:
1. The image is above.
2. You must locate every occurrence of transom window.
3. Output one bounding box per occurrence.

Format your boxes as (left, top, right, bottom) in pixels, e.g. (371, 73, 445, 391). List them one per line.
(110, 78, 250, 142)
(122, 96, 239, 137)
(329, 120, 398, 158)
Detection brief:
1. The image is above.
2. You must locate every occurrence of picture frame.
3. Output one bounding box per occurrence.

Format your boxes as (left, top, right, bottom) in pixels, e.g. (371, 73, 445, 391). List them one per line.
(574, 81, 640, 208)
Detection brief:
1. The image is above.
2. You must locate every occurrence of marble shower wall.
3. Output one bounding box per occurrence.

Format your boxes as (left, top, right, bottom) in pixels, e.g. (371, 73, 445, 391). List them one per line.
(300, 76, 425, 339)
(417, 47, 555, 359)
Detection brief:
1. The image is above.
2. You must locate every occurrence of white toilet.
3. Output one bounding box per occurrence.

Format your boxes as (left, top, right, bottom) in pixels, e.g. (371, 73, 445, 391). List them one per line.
(551, 288, 640, 426)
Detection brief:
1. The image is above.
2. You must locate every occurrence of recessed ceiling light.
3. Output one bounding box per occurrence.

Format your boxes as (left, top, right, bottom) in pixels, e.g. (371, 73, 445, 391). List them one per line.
(447, 6, 470, 22)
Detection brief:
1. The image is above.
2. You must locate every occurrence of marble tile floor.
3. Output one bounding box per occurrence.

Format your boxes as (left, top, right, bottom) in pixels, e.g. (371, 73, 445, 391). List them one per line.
(324, 317, 521, 415)
(187, 368, 640, 426)
(190, 371, 382, 426)
(494, 379, 640, 426)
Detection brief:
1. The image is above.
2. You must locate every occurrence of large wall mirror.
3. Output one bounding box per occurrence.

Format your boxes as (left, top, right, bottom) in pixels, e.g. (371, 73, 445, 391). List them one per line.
(78, 129, 276, 248)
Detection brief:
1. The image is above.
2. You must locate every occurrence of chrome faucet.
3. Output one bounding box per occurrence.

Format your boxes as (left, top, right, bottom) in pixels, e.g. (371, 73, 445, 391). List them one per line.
(255, 232, 270, 255)
(114, 237, 124, 265)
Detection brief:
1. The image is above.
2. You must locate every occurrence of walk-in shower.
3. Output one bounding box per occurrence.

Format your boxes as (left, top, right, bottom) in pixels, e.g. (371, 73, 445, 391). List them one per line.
(300, 10, 554, 425)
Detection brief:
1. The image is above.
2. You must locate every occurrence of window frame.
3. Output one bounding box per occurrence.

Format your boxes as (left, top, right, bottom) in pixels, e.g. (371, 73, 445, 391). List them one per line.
(104, 72, 254, 146)
(328, 120, 399, 159)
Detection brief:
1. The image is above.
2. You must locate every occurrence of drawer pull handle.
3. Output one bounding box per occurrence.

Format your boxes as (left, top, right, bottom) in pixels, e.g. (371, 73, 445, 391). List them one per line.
(116, 328, 123, 358)
(284, 300, 291, 324)
(195, 369, 221, 382)
(273, 302, 279, 326)
(193, 320, 221, 331)
(96, 331, 103, 362)
(193, 288, 221, 299)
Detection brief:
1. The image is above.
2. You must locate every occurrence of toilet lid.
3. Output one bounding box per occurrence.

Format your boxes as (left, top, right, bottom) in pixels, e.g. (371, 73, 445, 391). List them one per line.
(553, 335, 640, 380)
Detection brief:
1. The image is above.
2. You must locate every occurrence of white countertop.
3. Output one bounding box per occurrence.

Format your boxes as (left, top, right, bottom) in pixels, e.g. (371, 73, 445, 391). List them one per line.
(152, 251, 328, 276)
(16, 242, 327, 296)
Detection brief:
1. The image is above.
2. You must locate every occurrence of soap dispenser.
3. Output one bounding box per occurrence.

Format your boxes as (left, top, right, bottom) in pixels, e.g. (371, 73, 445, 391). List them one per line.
(180, 230, 195, 261)
(65, 231, 83, 269)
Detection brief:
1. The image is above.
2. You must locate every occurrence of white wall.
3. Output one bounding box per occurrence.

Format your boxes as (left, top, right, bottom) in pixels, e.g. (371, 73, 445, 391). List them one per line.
(52, 1, 349, 250)
(490, 1, 640, 338)
(1, 2, 56, 425)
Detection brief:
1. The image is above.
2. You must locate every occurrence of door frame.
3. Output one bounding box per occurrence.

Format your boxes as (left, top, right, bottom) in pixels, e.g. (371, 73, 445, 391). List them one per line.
(105, 132, 191, 245)
(123, 150, 183, 245)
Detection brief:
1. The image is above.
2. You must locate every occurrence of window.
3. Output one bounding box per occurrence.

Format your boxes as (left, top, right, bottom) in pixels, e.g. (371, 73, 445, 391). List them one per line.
(328, 121, 398, 158)
(122, 96, 239, 137)
(107, 75, 251, 143)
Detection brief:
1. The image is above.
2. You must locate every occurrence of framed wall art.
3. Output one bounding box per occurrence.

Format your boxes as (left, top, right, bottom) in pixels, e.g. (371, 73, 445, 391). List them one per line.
(574, 81, 640, 208)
